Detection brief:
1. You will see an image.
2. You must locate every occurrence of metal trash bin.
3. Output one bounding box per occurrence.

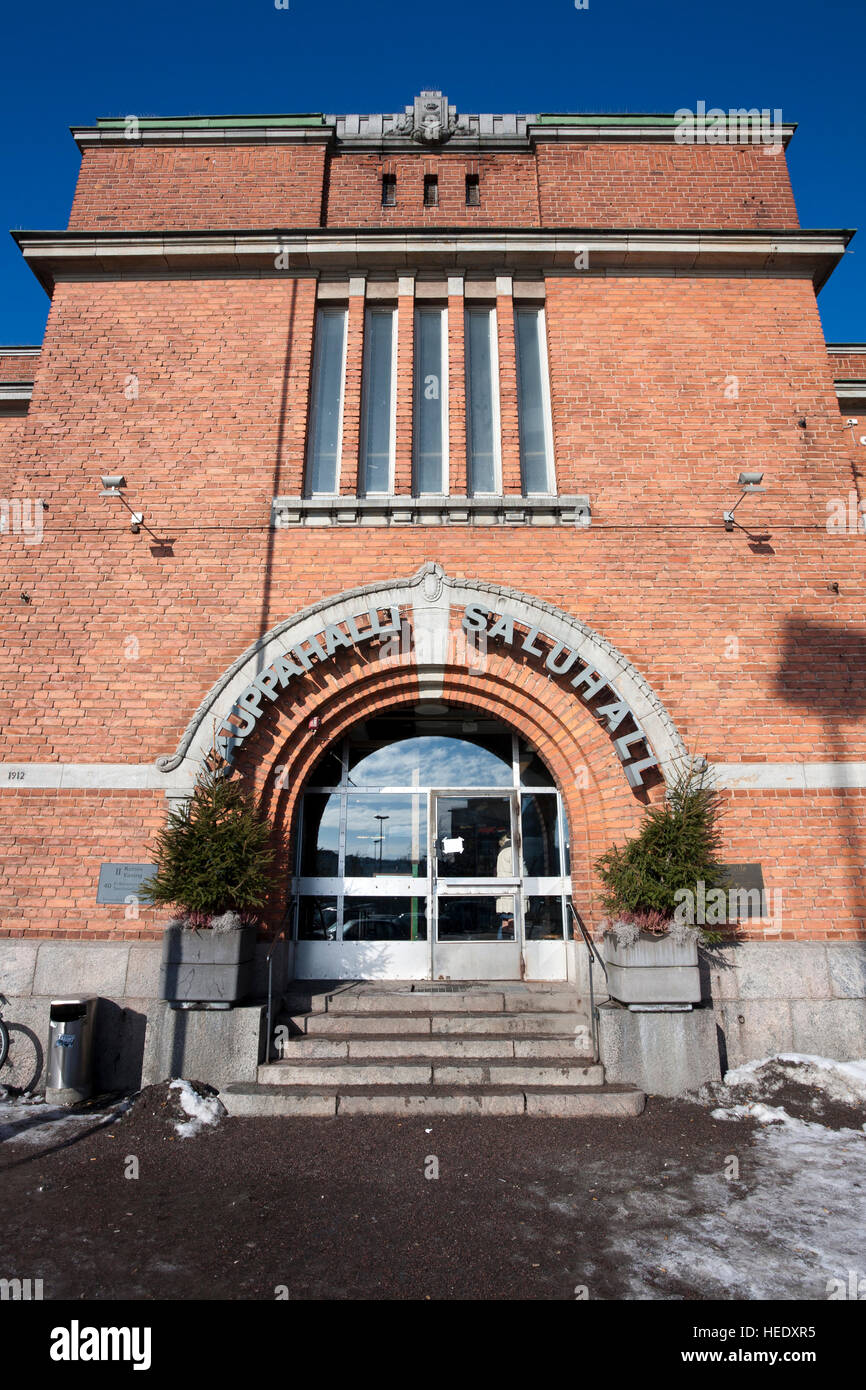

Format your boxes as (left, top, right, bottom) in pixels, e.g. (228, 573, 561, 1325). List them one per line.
(46, 998, 97, 1105)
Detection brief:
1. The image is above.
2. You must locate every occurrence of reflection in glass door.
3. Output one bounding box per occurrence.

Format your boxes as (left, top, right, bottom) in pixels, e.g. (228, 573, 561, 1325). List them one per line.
(433, 793, 522, 980)
(290, 708, 571, 981)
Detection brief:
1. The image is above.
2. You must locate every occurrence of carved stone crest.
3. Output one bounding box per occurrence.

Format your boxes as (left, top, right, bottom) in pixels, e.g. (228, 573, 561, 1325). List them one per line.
(419, 561, 446, 604)
(396, 90, 463, 145)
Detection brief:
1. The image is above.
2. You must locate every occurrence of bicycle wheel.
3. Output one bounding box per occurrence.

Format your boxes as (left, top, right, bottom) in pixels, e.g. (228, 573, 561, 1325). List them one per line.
(0, 1016, 9, 1071)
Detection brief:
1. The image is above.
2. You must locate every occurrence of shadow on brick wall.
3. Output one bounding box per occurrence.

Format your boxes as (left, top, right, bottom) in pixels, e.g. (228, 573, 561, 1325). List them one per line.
(776, 617, 866, 930)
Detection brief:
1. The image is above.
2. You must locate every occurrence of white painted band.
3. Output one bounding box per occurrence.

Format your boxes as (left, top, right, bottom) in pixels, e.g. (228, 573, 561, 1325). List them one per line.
(0, 761, 864, 792)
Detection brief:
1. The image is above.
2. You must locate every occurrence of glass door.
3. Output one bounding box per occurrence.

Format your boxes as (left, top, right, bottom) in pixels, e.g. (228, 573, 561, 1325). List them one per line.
(290, 709, 570, 981)
(432, 792, 523, 980)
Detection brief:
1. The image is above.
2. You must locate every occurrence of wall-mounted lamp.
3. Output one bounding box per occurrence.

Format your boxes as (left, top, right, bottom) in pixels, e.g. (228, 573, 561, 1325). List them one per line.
(98, 474, 147, 534)
(724, 472, 766, 533)
(100, 474, 126, 497)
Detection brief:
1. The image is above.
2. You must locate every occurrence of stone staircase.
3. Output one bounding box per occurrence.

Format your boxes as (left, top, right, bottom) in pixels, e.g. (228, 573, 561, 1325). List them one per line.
(221, 983, 645, 1117)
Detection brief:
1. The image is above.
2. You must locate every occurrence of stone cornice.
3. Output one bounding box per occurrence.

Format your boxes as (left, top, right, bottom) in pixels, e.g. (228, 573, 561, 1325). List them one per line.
(528, 118, 797, 147)
(13, 228, 853, 294)
(68, 112, 798, 152)
(72, 123, 334, 151)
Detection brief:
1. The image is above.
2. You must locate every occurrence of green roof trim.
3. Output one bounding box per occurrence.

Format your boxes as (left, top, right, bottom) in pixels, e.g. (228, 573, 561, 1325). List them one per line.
(95, 114, 327, 129)
(535, 114, 684, 125)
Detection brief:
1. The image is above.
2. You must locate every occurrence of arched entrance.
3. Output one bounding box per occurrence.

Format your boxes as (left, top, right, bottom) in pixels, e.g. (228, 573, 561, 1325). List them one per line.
(292, 703, 571, 981)
(155, 562, 689, 983)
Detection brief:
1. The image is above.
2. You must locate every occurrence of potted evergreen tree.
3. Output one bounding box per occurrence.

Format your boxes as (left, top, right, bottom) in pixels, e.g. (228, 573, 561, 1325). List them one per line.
(594, 762, 727, 1007)
(143, 769, 276, 1007)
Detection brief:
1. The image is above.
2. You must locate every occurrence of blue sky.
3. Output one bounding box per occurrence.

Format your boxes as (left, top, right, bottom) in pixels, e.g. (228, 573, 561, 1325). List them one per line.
(2, 0, 863, 345)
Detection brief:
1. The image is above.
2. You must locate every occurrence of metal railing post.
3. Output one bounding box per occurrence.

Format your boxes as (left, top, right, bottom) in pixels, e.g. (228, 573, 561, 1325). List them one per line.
(568, 900, 608, 1065)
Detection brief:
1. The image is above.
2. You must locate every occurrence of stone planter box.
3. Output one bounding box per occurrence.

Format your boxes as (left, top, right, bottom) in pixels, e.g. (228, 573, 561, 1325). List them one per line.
(603, 931, 701, 1007)
(159, 924, 257, 1006)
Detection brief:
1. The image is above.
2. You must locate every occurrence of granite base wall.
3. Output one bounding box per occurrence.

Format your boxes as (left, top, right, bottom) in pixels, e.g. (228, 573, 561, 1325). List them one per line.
(0, 939, 278, 1094)
(1, 938, 863, 1096)
(701, 941, 866, 1070)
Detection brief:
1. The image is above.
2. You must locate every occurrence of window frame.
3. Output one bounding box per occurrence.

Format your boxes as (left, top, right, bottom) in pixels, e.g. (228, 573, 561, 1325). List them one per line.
(304, 304, 349, 498)
(359, 305, 398, 497)
(514, 304, 556, 496)
(464, 304, 502, 496)
(412, 303, 450, 496)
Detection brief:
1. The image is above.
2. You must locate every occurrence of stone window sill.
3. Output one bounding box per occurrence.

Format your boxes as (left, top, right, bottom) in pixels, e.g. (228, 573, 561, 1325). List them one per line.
(272, 495, 591, 527)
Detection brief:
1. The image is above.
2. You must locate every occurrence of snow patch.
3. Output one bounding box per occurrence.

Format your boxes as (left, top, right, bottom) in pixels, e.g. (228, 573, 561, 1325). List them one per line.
(723, 1054, 866, 1106)
(0, 1092, 128, 1145)
(692, 1052, 866, 1129)
(169, 1079, 226, 1138)
(712, 1101, 794, 1125)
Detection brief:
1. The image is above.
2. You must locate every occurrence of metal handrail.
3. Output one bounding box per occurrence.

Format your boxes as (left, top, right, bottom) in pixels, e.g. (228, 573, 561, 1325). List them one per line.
(567, 900, 608, 1064)
(265, 900, 295, 1063)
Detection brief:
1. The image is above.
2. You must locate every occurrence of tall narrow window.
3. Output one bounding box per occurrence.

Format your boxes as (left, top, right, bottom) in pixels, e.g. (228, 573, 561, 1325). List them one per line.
(423, 174, 439, 207)
(514, 307, 555, 494)
(360, 308, 396, 495)
(305, 306, 347, 496)
(381, 173, 396, 206)
(413, 307, 448, 494)
(465, 173, 480, 206)
(465, 306, 500, 495)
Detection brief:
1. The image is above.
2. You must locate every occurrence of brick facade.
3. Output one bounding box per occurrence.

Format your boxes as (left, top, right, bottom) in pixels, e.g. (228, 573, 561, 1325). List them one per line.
(68, 144, 329, 230)
(65, 141, 800, 233)
(1, 98, 864, 958)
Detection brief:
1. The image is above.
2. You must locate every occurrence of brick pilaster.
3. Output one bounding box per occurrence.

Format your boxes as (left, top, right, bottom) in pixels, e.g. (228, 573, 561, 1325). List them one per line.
(496, 276, 522, 493)
(394, 276, 415, 494)
(447, 275, 467, 495)
(339, 278, 366, 494)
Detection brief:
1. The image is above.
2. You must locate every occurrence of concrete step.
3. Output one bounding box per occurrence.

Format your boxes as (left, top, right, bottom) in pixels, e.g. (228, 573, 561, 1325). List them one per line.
(221, 1082, 646, 1119)
(291, 1011, 591, 1039)
(257, 1059, 605, 1087)
(317, 989, 580, 1015)
(278, 1034, 595, 1061)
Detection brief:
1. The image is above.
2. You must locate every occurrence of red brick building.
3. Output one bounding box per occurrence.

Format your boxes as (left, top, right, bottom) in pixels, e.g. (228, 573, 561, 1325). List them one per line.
(1, 92, 864, 1097)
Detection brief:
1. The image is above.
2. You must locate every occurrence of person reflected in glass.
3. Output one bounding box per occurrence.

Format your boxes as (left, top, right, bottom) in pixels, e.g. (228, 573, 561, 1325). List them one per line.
(496, 832, 514, 940)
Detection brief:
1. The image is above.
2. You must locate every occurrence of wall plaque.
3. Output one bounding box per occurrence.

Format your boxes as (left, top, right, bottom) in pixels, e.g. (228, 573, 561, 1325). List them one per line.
(721, 863, 765, 918)
(96, 863, 156, 905)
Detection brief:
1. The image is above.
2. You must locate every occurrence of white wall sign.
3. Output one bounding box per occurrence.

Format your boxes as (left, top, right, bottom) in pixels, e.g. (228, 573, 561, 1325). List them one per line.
(461, 604, 659, 786)
(215, 606, 401, 763)
(212, 595, 658, 788)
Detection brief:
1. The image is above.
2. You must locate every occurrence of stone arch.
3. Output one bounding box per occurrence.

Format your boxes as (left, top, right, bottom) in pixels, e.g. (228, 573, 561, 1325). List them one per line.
(154, 563, 689, 932)
(157, 561, 688, 796)
(245, 661, 650, 932)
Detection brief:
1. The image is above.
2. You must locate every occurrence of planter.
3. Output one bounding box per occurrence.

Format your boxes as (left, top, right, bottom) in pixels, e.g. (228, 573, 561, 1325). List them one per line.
(159, 923, 257, 1006)
(603, 931, 701, 1008)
